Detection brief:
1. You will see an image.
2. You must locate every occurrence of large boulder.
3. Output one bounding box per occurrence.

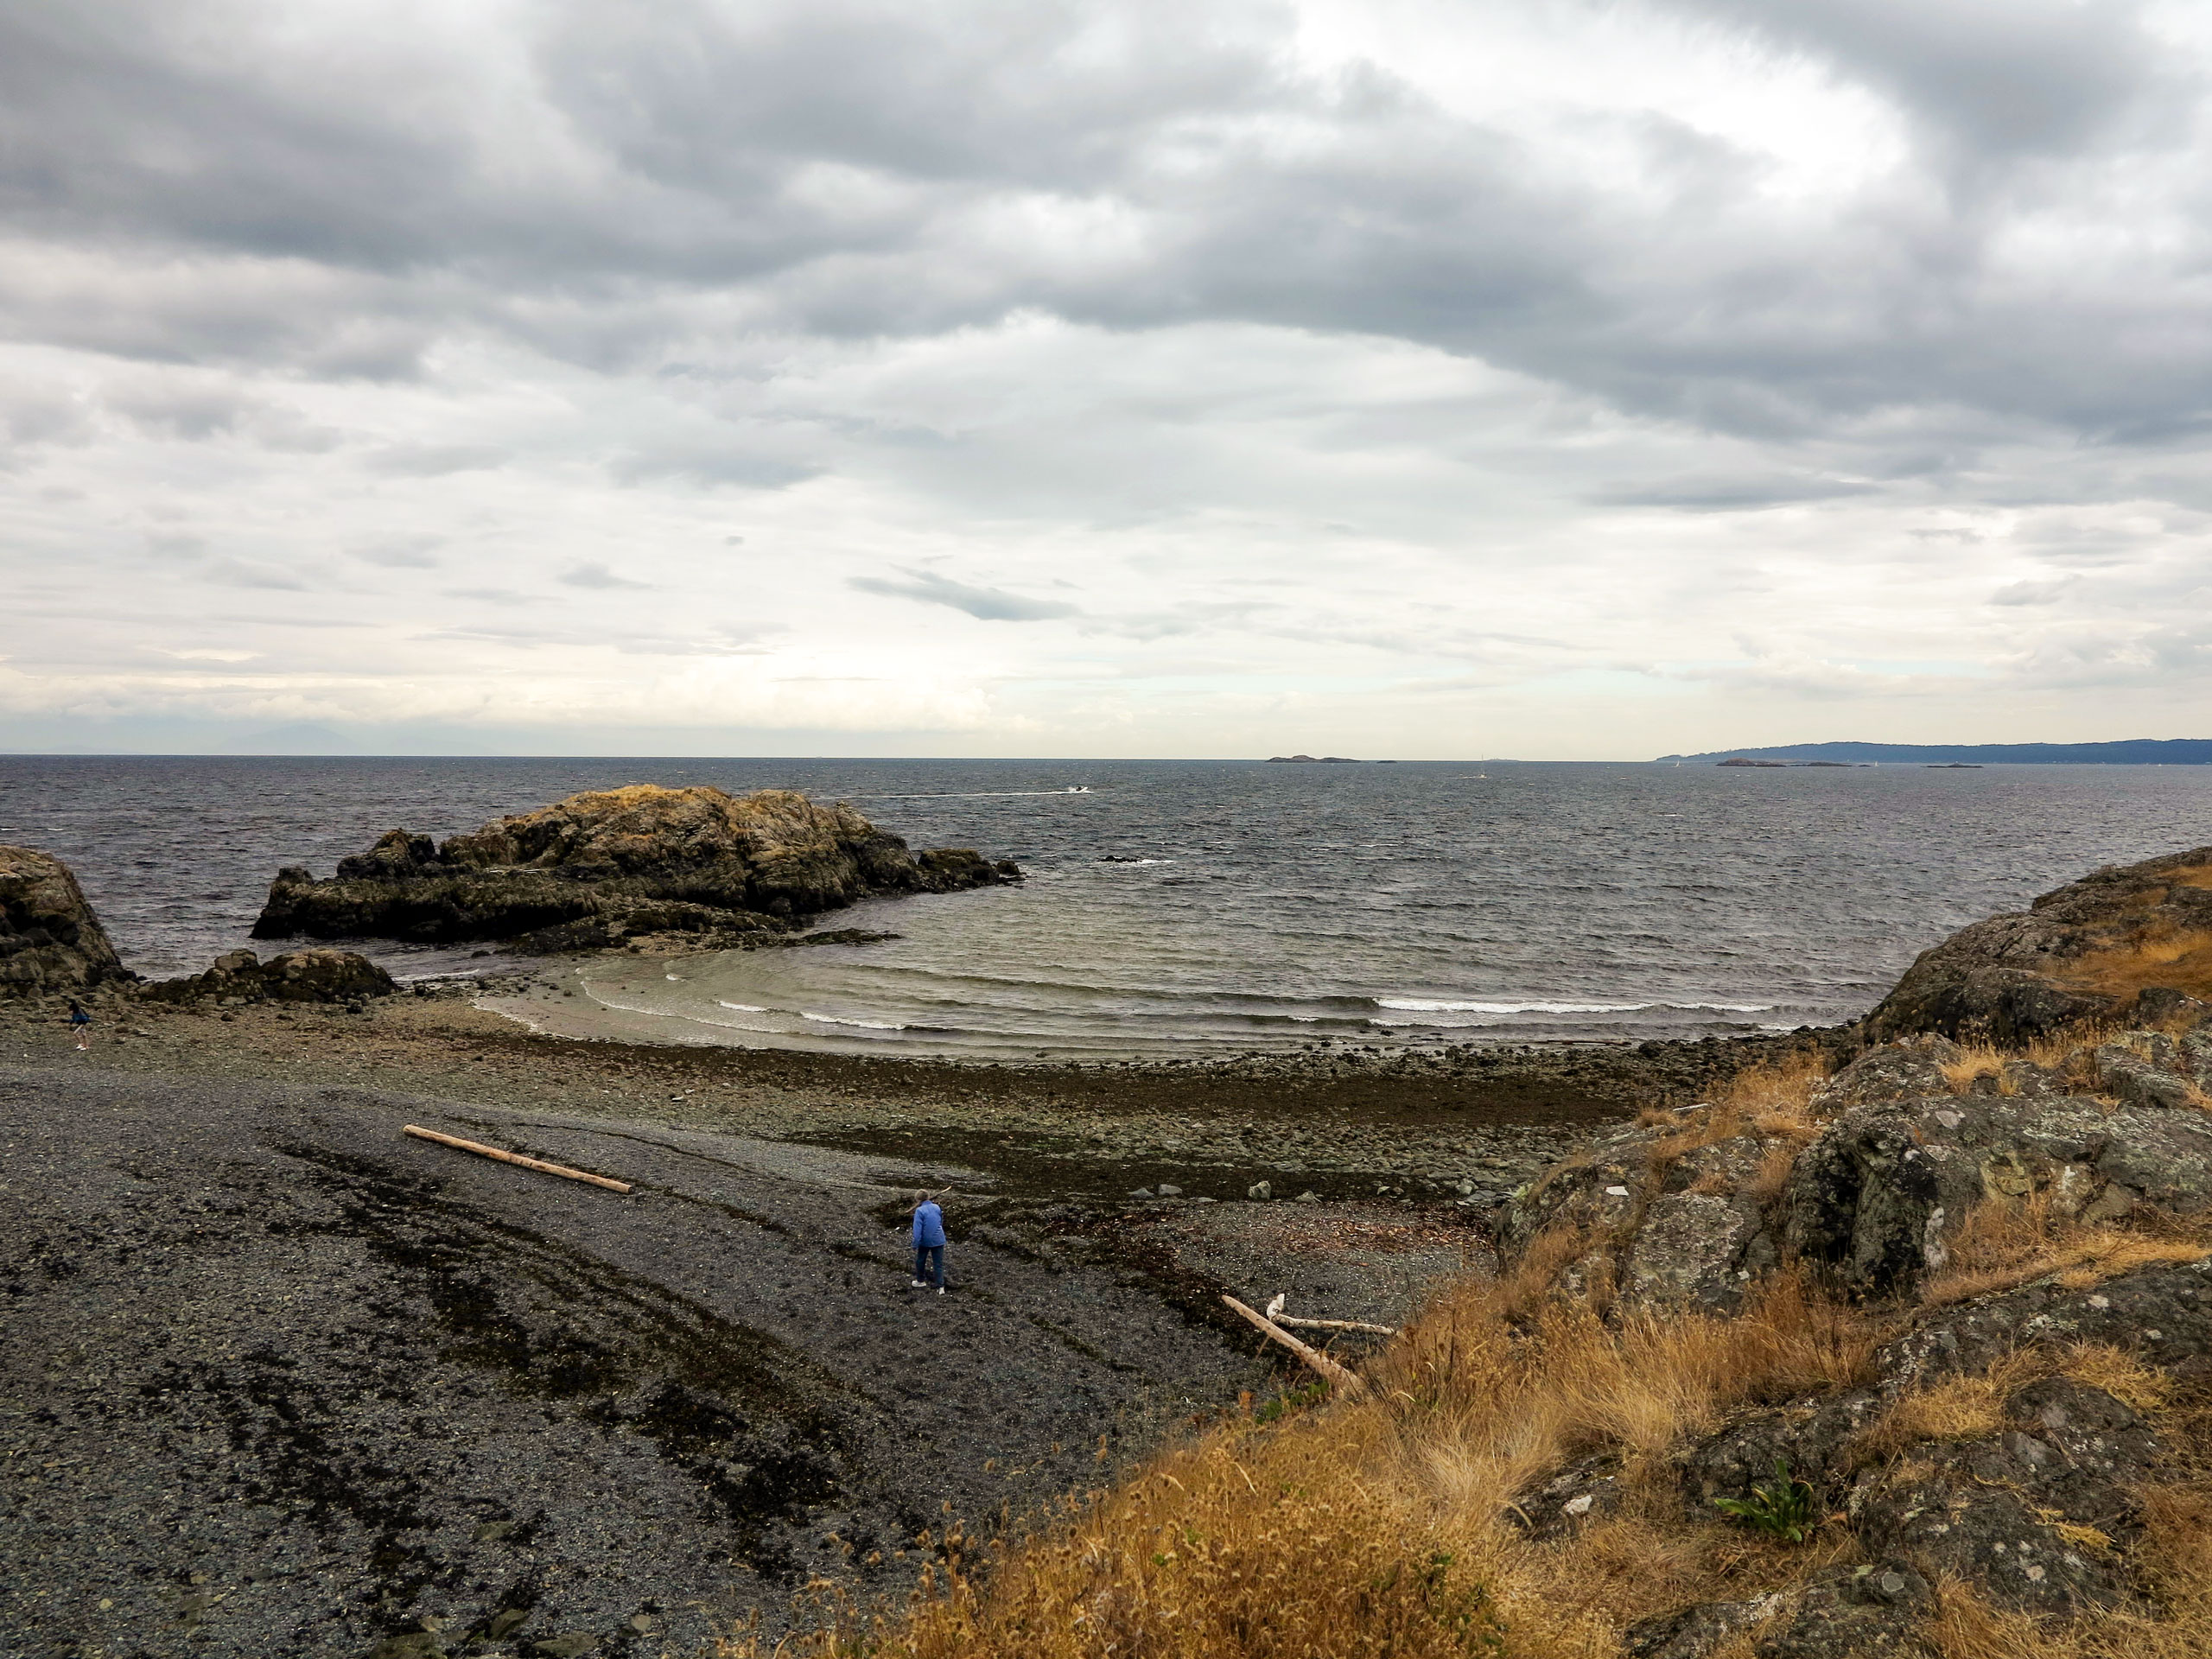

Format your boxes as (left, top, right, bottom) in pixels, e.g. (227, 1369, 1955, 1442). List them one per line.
(0, 846, 128, 996)
(1847, 1376, 2164, 1615)
(252, 785, 1020, 947)
(1866, 845, 2212, 1043)
(141, 947, 398, 1006)
(1782, 1064, 2212, 1298)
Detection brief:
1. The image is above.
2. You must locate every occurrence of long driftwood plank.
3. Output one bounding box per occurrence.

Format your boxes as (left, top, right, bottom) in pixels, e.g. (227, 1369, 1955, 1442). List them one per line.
(403, 1124, 633, 1193)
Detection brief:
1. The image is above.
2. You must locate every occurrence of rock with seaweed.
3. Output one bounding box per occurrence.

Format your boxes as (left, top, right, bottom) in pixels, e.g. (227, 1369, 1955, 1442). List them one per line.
(139, 946, 398, 1006)
(251, 785, 1021, 950)
(0, 844, 130, 996)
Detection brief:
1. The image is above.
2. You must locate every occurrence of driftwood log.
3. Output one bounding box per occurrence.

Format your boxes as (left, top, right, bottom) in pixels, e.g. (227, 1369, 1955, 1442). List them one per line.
(403, 1125, 633, 1193)
(1262, 1293, 1396, 1336)
(1221, 1294, 1368, 1396)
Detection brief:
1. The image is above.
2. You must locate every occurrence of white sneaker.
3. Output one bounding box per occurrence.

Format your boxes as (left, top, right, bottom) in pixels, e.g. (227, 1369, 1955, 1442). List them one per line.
(909, 1279, 927, 1287)
(937, 1286, 945, 1295)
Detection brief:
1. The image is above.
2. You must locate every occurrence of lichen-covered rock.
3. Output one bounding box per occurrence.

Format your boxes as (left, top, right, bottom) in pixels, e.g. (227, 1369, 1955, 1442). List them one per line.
(2094, 1036, 2203, 1110)
(1877, 1257, 2212, 1389)
(1865, 844, 2212, 1043)
(1752, 1564, 1934, 1658)
(142, 947, 398, 1005)
(1847, 1379, 2160, 1615)
(1494, 1125, 1667, 1258)
(1680, 1389, 1882, 1514)
(1809, 1037, 1959, 1110)
(252, 785, 1020, 947)
(0, 845, 128, 996)
(1620, 1135, 1780, 1312)
(1624, 1594, 1780, 1659)
(1512, 1450, 1628, 1537)
(1782, 1087, 2212, 1296)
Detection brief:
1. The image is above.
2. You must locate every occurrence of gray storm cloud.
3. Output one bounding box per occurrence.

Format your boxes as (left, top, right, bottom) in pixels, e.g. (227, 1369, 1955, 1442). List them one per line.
(2, 0, 2210, 755)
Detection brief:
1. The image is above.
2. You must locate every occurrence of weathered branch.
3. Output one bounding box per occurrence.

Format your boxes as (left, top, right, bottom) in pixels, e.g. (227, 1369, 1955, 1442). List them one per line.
(1275, 1314, 1398, 1335)
(1221, 1294, 1367, 1396)
(403, 1125, 632, 1193)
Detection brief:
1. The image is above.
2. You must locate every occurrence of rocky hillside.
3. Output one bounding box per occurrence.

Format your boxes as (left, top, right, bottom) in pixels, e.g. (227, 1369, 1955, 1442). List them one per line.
(1866, 843, 2212, 1043)
(253, 785, 1021, 950)
(721, 1014, 2212, 1659)
(1489, 1022, 2212, 1655)
(0, 844, 129, 995)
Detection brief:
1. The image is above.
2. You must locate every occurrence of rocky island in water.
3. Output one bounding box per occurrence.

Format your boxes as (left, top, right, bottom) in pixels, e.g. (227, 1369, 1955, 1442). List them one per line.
(9, 801, 2212, 1659)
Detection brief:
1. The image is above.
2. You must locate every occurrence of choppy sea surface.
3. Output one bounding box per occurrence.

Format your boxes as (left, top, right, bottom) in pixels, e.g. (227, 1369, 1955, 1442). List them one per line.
(5, 756, 2211, 1059)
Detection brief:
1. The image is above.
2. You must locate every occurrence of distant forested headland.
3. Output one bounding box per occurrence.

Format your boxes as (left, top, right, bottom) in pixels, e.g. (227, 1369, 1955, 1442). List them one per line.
(1655, 738, 2212, 765)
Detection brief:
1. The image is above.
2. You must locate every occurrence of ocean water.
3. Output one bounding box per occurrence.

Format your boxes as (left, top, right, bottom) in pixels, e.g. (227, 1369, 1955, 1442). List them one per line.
(5, 756, 2211, 1058)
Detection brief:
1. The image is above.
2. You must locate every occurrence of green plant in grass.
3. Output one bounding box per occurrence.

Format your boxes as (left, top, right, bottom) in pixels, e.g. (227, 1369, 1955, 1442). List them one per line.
(1713, 1458, 1817, 1542)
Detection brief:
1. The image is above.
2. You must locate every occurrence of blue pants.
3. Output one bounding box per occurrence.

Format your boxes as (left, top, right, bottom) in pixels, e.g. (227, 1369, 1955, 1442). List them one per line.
(913, 1244, 944, 1288)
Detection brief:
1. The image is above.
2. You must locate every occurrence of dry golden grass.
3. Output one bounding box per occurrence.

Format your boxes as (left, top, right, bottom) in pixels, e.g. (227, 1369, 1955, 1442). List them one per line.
(718, 1416, 1511, 1659)
(1937, 1041, 2017, 1094)
(720, 1027, 2212, 1659)
(1853, 1344, 2170, 1465)
(724, 1265, 1883, 1659)
(724, 1261, 2212, 1659)
(1938, 1024, 2130, 1094)
(2056, 924, 2212, 1004)
(1930, 1569, 2212, 1659)
(1637, 1052, 1834, 1188)
(1919, 1189, 2212, 1308)
(1853, 1351, 2046, 1459)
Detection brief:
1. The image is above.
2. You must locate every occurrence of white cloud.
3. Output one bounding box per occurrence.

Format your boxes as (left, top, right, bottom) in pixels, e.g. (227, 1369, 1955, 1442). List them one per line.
(4, 0, 2212, 755)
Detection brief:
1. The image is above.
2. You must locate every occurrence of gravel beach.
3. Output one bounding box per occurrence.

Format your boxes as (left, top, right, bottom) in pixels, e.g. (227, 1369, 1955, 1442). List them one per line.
(0, 968, 1822, 1657)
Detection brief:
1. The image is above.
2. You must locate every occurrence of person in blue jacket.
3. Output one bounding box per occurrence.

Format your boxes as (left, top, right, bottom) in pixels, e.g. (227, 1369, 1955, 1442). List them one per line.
(909, 1191, 947, 1294)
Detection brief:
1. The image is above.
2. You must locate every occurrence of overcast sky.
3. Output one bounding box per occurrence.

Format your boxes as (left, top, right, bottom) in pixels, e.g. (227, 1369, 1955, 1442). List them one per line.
(4, 0, 2211, 758)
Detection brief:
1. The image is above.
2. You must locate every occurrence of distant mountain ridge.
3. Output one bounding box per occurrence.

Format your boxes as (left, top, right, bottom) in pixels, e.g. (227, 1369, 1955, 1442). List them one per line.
(1656, 739, 2212, 765)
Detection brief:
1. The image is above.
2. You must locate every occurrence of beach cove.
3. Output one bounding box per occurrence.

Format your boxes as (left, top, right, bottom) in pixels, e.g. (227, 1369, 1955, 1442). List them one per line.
(9, 762, 2212, 1656)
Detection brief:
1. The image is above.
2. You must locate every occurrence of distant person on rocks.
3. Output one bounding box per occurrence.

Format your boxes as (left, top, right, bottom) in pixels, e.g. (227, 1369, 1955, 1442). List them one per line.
(910, 1191, 947, 1294)
(67, 999, 92, 1051)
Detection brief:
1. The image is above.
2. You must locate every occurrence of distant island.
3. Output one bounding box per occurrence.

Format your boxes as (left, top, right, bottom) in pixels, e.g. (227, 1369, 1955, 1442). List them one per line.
(1660, 738, 2212, 766)
(1267, 753, 1360, 763)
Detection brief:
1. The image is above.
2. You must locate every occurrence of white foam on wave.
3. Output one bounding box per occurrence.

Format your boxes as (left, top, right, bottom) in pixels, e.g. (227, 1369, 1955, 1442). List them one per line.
(1374, 997, 1774, 1015)
(1376, 997, 1651, 1014)
(852, 789, 1097, 799)
(801, 1011, 908, 1031)
(717, 1000, 768, 1013)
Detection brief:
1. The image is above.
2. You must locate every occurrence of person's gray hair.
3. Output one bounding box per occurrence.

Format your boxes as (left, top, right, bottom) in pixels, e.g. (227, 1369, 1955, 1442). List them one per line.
(913, 1190, 929, 1206)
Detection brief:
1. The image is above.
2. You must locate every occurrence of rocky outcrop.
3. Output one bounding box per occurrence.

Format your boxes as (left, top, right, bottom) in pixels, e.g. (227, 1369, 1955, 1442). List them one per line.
(1849, 1376, 2159, 1616)
(251, 785, 1020, 949)
(1781, 1048, 2212, 1299)
(0, 845, 129, 996)
(1866, 843, 2212, 1043)
(1505, 1031, 2212, 1309)
(141, 948, 398, 1006)
(1503, 1014, 2212, 1644)
(1497, 1123, 1787, 1314)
